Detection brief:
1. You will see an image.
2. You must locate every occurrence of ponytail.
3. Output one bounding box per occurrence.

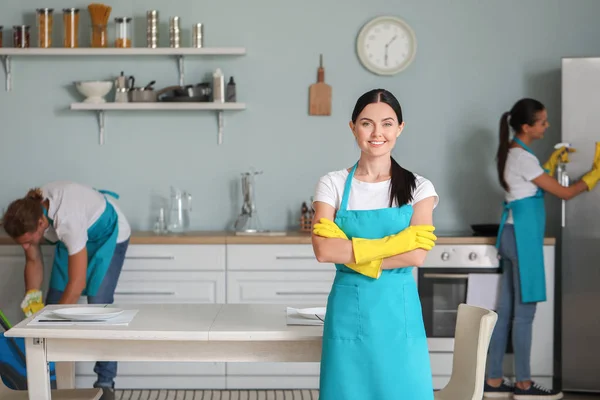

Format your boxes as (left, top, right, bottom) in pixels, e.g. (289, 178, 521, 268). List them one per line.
(389, 156, 417, 207)
(2, 187, 45, 238)
(496, 112, 511, 192)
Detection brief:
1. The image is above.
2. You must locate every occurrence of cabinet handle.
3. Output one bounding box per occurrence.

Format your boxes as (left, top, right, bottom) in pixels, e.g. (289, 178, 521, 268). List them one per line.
(422, 273, 469, 279)
(115, 291, 176, 296)
(125, 256, 175, 260)
(275, 256, 316, 260)
(275, 291, 329, 296)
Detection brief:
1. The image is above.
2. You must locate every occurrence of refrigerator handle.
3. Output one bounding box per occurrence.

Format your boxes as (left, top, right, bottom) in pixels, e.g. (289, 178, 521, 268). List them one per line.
(556, 164, 570, 227)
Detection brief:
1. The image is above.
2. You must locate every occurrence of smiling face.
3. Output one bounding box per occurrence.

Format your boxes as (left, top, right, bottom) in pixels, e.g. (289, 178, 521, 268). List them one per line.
(350, 102, 404, 157)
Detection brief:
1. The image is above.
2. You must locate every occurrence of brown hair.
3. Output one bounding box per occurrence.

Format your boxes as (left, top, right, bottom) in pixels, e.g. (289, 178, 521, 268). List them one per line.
(2, 188, 45, 238)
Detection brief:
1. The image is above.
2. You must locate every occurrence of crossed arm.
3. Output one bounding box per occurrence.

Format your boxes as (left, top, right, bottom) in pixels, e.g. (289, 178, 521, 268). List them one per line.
(311, 196, 436, 269)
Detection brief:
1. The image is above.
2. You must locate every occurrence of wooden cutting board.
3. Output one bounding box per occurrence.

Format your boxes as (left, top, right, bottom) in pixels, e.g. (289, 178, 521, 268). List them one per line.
(309, 54, 332, 116)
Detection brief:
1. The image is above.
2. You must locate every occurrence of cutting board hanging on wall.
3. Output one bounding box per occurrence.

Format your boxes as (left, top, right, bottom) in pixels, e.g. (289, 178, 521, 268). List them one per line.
(309, 54, 332, 116)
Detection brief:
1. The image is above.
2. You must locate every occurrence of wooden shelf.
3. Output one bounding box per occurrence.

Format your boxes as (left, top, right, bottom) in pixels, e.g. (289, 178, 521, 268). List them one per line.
(0, 47, 246, 56)
(70, 102, 246, 111)
(70, 102, 245, 146)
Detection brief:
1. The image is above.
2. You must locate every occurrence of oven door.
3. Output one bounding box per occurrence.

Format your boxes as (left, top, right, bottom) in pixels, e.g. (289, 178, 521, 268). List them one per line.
(418, 267, 501, 352)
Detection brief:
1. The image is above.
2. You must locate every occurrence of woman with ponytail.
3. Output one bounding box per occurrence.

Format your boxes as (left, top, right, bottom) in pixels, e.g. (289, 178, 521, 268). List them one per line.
(485, 98, 600, 399)
(2, 181, 131, 400)
(310, 89, 439, 399)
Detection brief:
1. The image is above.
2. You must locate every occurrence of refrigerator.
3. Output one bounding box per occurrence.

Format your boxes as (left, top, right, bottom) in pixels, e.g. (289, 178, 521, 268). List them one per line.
(560, 57, 600, 392)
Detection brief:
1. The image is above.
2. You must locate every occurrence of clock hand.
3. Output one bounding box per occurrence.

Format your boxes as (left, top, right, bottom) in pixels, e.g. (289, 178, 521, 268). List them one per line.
(386, 35, 398, 46)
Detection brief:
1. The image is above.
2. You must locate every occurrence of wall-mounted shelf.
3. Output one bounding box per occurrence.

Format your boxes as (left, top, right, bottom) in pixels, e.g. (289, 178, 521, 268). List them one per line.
(0, 47, 246, 90)
(70, 102, 246, 145)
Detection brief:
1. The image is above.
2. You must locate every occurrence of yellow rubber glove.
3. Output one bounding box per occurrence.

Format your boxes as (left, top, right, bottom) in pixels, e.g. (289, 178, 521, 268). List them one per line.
(543, 146, 576, 177)
(20, 289, 45, 317)
(352, 225, 437, 264)
(312, 218, 383, 279)
(582, 167, 600, 191)
(593, 142, 600, 171)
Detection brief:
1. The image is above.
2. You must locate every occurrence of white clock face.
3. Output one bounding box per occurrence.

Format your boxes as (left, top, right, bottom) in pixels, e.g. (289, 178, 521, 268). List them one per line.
(357, 16, 417, 75)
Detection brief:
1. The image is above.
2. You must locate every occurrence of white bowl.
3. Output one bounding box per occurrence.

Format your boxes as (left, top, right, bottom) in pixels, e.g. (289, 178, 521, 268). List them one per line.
(75, 80, 113, 103)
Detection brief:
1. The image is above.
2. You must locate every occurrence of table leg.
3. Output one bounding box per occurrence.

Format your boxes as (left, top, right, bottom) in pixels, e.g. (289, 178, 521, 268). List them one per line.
(25, 337, 52, 400)
(55, 362, 75, 389)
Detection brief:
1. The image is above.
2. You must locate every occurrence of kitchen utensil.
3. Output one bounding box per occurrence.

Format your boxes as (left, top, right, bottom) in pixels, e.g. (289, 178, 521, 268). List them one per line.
(114, 71, 131, 102)
(74, 80, 113, 103)
(470, 224, 499, 236)
(158, 83, 211, 102)
(129, 87, 157, 102)
(51, 307, 124, 321)
(167, 186, 192, 233)
(234, 169, 264, 233)
(144, 80, 156, 90)
(309, 54, 332, 116)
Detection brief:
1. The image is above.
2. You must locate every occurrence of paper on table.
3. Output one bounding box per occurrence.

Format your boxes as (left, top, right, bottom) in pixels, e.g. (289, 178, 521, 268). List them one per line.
(466, 273, 502, 311)
(28, 309, 139, 326)
(286, 307, 324, 326)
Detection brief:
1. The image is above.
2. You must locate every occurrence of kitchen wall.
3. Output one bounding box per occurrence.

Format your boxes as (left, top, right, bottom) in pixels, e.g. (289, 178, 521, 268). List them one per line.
(1, 0, 600, 235)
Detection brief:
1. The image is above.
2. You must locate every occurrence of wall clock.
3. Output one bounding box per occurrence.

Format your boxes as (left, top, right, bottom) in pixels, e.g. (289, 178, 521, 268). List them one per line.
(356, 16, 417, 76)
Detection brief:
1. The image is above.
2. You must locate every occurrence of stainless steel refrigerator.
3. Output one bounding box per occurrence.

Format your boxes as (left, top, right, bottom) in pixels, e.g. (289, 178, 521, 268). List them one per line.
(560, 57, 600, 392)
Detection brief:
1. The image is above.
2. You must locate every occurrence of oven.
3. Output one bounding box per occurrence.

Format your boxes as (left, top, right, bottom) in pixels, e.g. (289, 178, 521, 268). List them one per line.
(416, 244, 501, 352)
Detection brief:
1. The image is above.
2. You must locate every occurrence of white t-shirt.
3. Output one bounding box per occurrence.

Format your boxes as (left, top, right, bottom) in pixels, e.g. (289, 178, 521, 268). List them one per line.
(41, 181, 131, 255)
(313, 168, 439, 211)
(504, 148, 545, 223)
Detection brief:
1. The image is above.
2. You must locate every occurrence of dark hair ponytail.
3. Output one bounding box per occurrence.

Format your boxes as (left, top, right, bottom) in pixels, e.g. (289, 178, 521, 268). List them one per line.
(351, 89, 417, 207)
(496, 98, 546, 192)
(497, 112, 511, 191)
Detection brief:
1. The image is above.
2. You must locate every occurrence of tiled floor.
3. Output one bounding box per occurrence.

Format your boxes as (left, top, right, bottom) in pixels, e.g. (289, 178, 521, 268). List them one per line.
(112, 390, 600, 400)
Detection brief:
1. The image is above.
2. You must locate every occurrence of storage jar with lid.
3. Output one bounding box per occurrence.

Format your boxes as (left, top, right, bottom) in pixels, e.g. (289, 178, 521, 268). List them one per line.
(62, 8, 80, 48)
(36, 8, 54, 48)
(114, 17, 132, 48)
(13, 25, 30, 48)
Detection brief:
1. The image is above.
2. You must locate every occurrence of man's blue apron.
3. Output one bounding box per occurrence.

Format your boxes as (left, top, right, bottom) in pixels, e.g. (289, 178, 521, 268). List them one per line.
(495, 137, 547, 303)
(43, 190, 120, 297)
(319, 163, 433, 400)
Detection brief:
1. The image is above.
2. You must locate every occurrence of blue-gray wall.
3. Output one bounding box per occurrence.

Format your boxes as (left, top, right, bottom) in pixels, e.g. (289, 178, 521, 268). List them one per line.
(2, 0, 600, 235)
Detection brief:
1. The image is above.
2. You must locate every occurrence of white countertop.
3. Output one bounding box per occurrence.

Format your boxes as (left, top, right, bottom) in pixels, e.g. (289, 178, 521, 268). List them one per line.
(5, 304, 324, 342)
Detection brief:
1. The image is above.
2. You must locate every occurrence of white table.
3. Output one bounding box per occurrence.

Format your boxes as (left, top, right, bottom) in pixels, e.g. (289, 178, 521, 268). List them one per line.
(5, 304, 323, 400)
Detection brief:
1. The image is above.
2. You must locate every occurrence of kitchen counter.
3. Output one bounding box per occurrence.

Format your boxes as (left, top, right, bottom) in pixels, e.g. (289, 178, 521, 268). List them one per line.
(0, 230, 557, 245)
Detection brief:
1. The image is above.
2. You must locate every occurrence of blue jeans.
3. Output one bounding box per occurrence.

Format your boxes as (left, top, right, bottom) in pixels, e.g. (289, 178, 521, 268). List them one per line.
(46, 239, 129, 389)
(486, 224, 537, 382)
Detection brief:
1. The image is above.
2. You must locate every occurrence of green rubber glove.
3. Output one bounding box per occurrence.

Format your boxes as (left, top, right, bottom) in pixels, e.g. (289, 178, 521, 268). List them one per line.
(312, 218, 383, 279)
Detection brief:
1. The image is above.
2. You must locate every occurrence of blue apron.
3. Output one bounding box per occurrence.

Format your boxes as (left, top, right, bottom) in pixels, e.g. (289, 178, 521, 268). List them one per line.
(44, 190, 120, 297)
(495, 137, 546, 303)
(319, 163, 433, 400)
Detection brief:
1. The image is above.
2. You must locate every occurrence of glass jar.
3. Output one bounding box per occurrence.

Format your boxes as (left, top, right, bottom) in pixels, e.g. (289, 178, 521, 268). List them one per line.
(62, 8, 80, 48)
(114, 17, 132, 48)
(91, 24, 107, 48)
(13, 25, 30, 48)
(36, 8, 54, 48)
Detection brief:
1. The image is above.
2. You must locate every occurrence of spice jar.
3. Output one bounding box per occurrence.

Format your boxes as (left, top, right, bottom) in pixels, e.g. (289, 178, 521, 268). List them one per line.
(13, 25, 30, 48)
(114, 17, 132, 48)
(36, 8, 54, 48)
(91, 24, 107, 48)
(63, 8, 80, 48)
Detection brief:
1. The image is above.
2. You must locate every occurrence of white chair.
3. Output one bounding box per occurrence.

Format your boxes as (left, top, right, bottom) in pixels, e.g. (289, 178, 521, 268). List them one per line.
(434, 303, 498, 400)
(0, 377, 102, 400)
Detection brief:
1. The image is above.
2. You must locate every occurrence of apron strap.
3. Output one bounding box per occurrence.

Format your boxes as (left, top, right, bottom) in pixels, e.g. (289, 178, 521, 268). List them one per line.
(339, 163, 358, 212)
(495, 201, 510, 249)
(96, 189, 120, 200)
